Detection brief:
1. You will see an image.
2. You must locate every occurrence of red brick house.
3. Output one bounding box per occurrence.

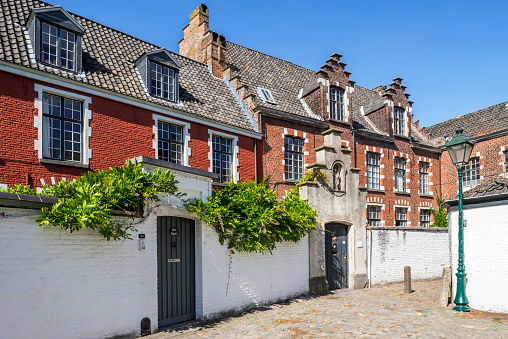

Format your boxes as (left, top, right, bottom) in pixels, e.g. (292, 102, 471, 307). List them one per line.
(0, 1, 261, 190)
(179, 4, 442, 227)
(425, 101, 508, 200)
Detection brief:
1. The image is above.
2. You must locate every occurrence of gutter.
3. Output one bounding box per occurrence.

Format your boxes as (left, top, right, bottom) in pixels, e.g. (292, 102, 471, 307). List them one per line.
(254, 106, 328, 128)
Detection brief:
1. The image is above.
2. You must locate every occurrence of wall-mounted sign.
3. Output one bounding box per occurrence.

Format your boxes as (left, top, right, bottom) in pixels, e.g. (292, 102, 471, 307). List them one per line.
(170, 228, 178, 236)
(167, 259, 181, 263)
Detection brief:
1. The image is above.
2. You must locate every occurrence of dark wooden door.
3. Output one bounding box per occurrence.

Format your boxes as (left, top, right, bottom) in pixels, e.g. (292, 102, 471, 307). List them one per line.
(157, 216, 195, 327)
(325, 224, 348, 290)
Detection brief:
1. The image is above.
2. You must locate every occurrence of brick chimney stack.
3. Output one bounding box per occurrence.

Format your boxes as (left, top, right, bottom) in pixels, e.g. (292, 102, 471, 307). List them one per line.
(179, 4, 228, 78)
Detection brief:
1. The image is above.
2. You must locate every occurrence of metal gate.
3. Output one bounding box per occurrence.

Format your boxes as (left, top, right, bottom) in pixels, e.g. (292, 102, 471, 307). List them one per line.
(325, 224, 348, 289)
(157, 216, 195, 327)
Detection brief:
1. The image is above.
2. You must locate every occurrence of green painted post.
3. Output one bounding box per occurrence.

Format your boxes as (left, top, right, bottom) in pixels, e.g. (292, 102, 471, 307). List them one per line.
(453, 166, 470, 312)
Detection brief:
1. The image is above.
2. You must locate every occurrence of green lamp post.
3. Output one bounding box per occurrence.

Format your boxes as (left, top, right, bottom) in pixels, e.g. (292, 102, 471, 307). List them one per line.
(445, 127, 474, 312)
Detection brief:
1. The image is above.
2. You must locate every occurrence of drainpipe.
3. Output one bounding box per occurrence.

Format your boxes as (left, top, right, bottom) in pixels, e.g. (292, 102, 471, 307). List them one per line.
(254, 138, 258, 183)
(367, 222, 372, 288)
(352, 130, 357, 168)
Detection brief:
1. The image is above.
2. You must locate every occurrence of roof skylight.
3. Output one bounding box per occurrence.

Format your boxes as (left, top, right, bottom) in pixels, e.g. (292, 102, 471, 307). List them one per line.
(257, 87, 276, 104)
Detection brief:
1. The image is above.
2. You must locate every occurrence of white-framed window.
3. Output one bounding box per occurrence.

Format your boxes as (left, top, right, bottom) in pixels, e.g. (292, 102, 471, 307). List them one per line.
(420, 209, 431, 227)
(367, 205, 382, 226)
(394, 107, 405, 136)
(153, 114, 190, 166)
(463, 157, 480, 188)
(419, 162, 430, 194)
(208, 130, 238, 183)
(367, 152, 380, 189)
(395, 207, 408, 226)
(505, 151, 508, 178)
(257, 87, 276, 104)
(394, 157, 406, 192)
(150, 62, 176, 102)
(284, 136, 304, 181)
(40, 22, 76, 70)
(34, 84, 92, 166)
(329, 87, 345, 121)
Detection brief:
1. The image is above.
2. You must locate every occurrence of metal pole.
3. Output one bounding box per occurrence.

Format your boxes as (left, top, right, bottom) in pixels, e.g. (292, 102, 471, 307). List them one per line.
(453, 166, 470, 312)
(404, 266, 411, 294)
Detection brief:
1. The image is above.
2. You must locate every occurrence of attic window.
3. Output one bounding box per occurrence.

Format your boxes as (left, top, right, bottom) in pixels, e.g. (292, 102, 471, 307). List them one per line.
(27, 6, 85, 73)
(135, 49, 182, 103)
(257, 87, 276, 104)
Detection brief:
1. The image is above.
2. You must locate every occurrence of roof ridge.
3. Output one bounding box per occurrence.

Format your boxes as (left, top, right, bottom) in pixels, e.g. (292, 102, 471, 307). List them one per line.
(427, 100, 508, 129)
(227, 41, 316, 74)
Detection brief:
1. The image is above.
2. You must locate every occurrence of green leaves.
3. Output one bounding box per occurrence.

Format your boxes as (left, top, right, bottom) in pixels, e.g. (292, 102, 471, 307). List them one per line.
(432, 191, 448, 228)
(185, 179, 318, 253)
(1, 160, 182, 240)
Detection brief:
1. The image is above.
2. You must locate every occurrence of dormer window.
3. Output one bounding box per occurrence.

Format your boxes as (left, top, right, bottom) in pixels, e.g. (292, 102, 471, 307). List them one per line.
(257, 87, 276, 104)
(135, 49, 181, 103)
(27, 6, 85, 73)
(394, 107, 405, 135)
(329, 87, 345, 121)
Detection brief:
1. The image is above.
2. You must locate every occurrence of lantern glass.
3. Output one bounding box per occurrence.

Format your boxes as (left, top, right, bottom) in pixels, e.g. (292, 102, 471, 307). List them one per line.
(445, 128, 475, 166)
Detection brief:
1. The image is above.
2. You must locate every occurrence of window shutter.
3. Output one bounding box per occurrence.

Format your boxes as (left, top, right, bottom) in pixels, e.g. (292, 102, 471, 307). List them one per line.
(34, 18, 41, 62)
(76, 34, 82, 72)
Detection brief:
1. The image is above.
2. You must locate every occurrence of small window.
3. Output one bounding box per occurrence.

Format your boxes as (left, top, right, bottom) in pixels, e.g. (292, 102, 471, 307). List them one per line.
(394, 157, 406, 192)
(284, 136, 304, 181)
(420, 209, 431, 227)
(258, 87, 276, 104)
(395, 207, 408, 226)
(463, 157, 480, 188)
(419, 162, 430, 194)
(212, 135, 233, 183)
(150, 62, 176, 102)
(367, 206, 381, 227)
(41, 22, 76, 70)
(157, 121, 183, 164)
(394, 107, 405, 135)
(505, 151, 508, 178)
(367, 152, 380, 189)
(329, 87, 345, 121)
(42, 93, 82, 162)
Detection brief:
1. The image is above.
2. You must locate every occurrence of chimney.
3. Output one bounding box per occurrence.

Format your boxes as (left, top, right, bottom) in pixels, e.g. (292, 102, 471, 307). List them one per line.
(179, 4, 209, 62)
(179, 4, 228, 78)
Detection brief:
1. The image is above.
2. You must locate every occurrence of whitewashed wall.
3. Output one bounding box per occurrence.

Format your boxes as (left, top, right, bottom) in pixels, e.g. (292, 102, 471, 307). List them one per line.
(0, 211, 158, 339)
(449, 204, 508, 313)
(368, 227, 449, 285)
(198, 224, 309, 318)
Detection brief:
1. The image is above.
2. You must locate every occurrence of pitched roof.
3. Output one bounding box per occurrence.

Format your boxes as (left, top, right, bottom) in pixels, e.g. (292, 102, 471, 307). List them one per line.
(425, 100, 508, 140)
(351, 85, 385, 134)
(227, 42, 317, 118)
(0, 0, 256, 132)
(463, 177, 508, 198)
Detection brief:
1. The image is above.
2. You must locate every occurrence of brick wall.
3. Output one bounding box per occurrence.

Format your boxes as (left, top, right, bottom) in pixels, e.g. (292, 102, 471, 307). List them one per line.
(368, 227, 449, 285)
(0, 71, 257, 188)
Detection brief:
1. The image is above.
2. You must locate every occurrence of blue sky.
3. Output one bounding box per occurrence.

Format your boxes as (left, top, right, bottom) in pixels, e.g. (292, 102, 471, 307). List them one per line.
(51, 0, 507, 128)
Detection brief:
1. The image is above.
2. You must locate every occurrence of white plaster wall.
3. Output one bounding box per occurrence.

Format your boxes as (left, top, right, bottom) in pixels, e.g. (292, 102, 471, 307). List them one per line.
(369, 228, 449, 285)
(199, 224, 309, 318)
(0, 212, 158, 339)
(450, 205, 508, 313)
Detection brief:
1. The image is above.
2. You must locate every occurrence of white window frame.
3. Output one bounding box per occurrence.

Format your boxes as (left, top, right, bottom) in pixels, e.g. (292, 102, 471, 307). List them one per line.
(395, 206, 409, 226)
(505, 150, 508, 178)
(367, 204, 382, 227)
(419, 208, 432, 227)
(152, 114, 190, 166)
(394, 157, 406, 192)
(208, 129, 239, 183)
(419, 162, 430, 194)
(393, 107, 408, 137)
(463, 157, 481, 189)
(329, 87, 345, 122)
(34, 84, 92, 165)
(367, 152, 381, 189)
(257, 87, 276, 104)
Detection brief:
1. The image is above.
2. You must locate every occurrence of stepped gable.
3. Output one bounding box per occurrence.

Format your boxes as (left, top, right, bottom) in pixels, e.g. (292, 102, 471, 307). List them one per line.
(425, 101, 508, 140)
(0, 0, 255, 132)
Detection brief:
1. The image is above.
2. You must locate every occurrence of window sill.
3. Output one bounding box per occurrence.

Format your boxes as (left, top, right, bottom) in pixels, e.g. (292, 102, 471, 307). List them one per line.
(367, 188, 385, 193)
(284, 180, 300, 184)
(40, 158, 89, 169)
(329, 118, 349, 126)
(419, 193, 433, 198)
(394, 134, 410, 140)
(394, 190, 411, 196)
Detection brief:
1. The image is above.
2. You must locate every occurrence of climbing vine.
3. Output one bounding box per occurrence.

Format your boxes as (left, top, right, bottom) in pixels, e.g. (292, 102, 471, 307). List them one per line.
(0, 160, 183, 240)
(432, 191, 448, 228)
(184, 178, 318, 253)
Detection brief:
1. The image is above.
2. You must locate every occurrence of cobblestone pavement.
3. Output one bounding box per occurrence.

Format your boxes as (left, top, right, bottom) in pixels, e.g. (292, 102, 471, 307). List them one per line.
(145, 279, 508, 338)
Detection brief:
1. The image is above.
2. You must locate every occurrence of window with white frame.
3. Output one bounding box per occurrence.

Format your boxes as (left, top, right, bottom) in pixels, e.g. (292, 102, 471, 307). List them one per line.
(505, 151, 508, 178)
(394, 157, 406, 192)
(157, 121, 183, 164)
(284, 136, 304, 181)
(329, 87, 345, 121)
(258, 87, 276, 104)
(41, 22, 77, 70)
(212, 135, 233, 183)
(420, 209, 431, 227)
(419, 162, 430, 194)
(367, 206, 381, 226)
(42, 93, 82, 162)
(150, 62, 176, 102)
(367, 152, 380, 189)
(394, 107, 405, 135)
(463, 157, 480, 188)
(395, 207, 408, 226)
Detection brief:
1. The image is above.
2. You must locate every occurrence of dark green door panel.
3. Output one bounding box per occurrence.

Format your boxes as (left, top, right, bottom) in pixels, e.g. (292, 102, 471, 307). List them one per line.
(157, 216, 196, 327)
(325, 224, 348, 290)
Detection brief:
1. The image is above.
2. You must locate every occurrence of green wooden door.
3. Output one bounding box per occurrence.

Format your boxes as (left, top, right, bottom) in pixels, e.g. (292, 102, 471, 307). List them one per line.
(157, 216, 196, 327)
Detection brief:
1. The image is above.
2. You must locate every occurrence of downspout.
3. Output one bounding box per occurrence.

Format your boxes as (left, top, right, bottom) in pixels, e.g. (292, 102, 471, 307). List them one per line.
(353, 130, 357, 168)
(254, 138, 258, 183)
(367, 222, 372, 288)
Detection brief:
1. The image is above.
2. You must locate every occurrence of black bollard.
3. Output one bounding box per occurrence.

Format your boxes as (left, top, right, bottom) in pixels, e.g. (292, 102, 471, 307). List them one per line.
(404, 266, 412, 294)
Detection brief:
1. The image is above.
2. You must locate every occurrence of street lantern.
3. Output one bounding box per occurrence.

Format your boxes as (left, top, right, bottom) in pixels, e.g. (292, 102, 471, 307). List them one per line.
(445, 127, 474, 312)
